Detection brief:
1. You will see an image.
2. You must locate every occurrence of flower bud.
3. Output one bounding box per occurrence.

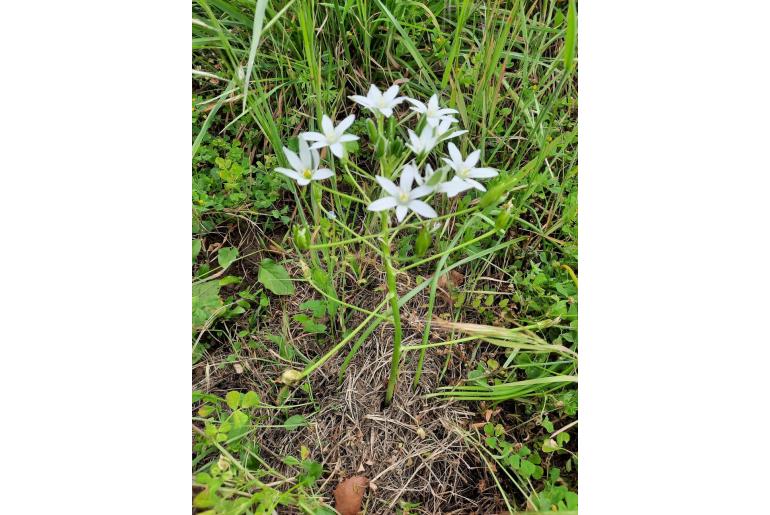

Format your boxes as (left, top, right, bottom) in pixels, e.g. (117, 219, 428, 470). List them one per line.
(292, 225, 310, 251)
(298, 259, 311, 280)
(387, 115, 396, 139)
(280, 368, 303, 385)
(366, 118, 378, 141)
(495, 205, 512, 231)
(375, 134, 386, 158)
(414, 227, 431, 257)
(479, 177, 517, 209)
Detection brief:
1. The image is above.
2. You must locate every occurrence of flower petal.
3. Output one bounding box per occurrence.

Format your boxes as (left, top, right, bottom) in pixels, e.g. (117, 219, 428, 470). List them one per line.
(283, 147, 304, 172)
(441, 157, 458, 170)
(321, 114, 334, 136)
(300, 131, 326, 142)
(406, 98, 426, 111)
(329, 142, 345, 158)
(367, 196, 398, 211)
(378, 106, 394, 118)
(465, 149, 481, 169)
(438, 177, 473, 197)
(310, 147, 321, 169)
(467, 167, 498, 179)
(383, 84, 400, 101)
(426, 117, 440, 127)
(297, 177, 311, 186)
(309, 141, 329, 150)
(443, 129, 467, 140)
(408, 199, 437, 219)
(349, 95, 373, 108)
(367, 84, 380, 99)
(275, 167, 300, 181)
(410, 185, 433, 199)
(400, 164, 417, 191)
(408, 130, 421, 150)
(447, 142, 463, 166)
(466, 178, 486, 191)
(336, 114, 356, 133)
(338, 133, 359, 142)
(312, 168, 334, 180)
(395, 205, 408, 222)
(375, 176, 400, 197)
(298, 138, 312, 168)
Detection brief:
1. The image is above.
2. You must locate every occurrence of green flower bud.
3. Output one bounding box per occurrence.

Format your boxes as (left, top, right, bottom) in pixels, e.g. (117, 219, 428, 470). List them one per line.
(479, 177, 516, 209)
(292, 225, 310, 251)
(387, 115, 396, 139)
(280, 368, 303, 385)
(414, 227, 431, 257)
(366, 118, 378, 141)
(375, 134, 386, 158)
(495, 206, 512, 231)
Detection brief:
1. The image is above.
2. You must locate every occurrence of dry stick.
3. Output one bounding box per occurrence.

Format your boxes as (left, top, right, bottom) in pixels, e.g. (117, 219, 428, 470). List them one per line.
(550, 419, 578, 438)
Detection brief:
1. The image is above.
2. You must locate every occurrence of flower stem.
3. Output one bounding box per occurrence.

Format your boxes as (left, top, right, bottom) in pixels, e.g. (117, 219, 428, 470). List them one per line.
(381, 212, 403, 406)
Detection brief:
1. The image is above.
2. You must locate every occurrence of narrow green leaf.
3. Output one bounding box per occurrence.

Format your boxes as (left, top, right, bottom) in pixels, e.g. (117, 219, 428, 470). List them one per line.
(242, 0, 269, 111)
(283, 414, 308, 431)
(564, 0, 577, 70)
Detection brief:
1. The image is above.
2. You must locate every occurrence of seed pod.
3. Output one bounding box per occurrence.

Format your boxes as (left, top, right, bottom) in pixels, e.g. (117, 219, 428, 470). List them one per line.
(414, 226, 431, 257)
(292, 225, 310, 250)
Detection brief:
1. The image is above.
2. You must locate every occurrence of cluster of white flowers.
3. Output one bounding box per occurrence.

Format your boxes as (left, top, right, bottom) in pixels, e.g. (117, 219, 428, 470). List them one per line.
(275, 83, 498, 223)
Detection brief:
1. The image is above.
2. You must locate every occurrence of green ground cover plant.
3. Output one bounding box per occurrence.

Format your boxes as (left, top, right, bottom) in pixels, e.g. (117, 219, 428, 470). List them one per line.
(193, 0, 577, 512)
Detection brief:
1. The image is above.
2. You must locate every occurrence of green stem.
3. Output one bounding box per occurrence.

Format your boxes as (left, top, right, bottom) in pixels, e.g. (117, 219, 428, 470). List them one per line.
(315, 183, 367, 204)
(402, 228, 497, 272)
(308, 232, 379, 250)
(298, 295, 391, 379)
(382, 212, 403, 406)
(413, 219, 472, 387)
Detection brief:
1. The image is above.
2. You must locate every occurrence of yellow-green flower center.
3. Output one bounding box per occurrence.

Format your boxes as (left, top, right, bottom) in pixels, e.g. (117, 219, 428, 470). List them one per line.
(398, 191, 410, 203)
(302, 169, 313, 179)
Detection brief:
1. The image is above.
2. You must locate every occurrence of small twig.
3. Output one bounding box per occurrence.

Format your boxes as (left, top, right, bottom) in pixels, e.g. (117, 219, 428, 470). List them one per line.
(550, 419, 577, 438)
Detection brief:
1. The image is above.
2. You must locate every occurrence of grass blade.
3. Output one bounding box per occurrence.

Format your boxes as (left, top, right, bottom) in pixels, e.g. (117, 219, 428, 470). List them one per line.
(243, 0, 269, 111)
(564, 0, 577, 70)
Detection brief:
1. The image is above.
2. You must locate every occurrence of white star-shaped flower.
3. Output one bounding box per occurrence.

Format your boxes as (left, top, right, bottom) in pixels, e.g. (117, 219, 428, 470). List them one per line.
(300, 114, 359, 158)
(275, 137, 334, 186)
(407, 94, 459, 127)
(367, 169, 437, 222)
(349, 84, 406, 118)
(440, 142, 498, 197)
(406, 118, 467, 157)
